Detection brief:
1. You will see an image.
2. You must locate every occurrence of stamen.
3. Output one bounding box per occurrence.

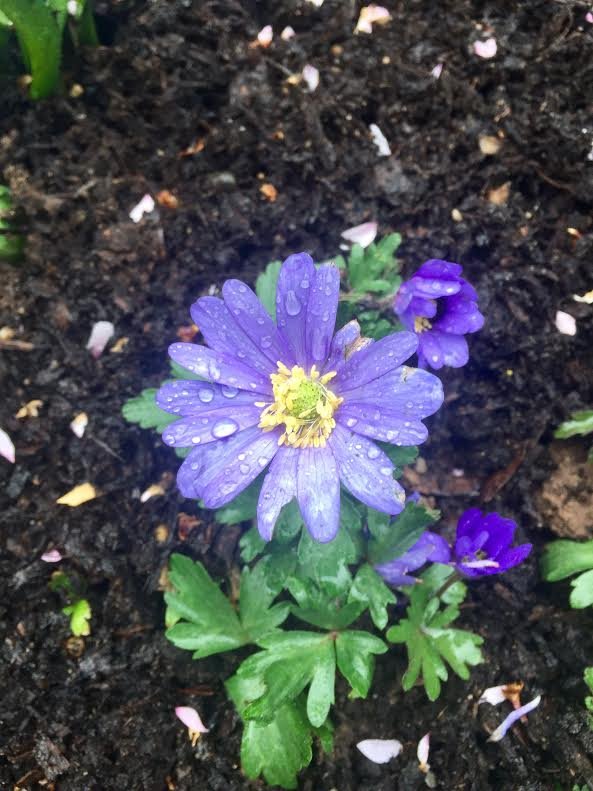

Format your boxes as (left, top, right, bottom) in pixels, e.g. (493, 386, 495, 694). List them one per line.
(414, 316, 433, 333)
(259, 362, 342, 448)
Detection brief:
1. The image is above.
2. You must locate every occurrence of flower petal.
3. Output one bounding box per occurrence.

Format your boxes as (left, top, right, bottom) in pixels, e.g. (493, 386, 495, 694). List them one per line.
(494, 543, 533, 572)
(305, 264, 340, 365)
(478, 685, 507, 706)
(335, 332, 418, 391)
(481, 513, 516, 557)
(257, 447, 299, 540)
(169, 343, 272, 394)
(357, 738, 402, 763)
(338, 403, 428, 445)
(329, 424, 405, 514)
(157, 380, 269, 417)
(275, 252, 316, 366)
(455, 508, 483, 540)
(417, 732, 430, 769)
(222, 279, 295, 366)
(297, 445, 340, 542)
(162, 407, 262, 447)
(190, 297, 275, 374)
(488, 695, 541, 742)
(175, 706, 209, 733)
(41, 549, 62, 563)
(432, 294, 484, 335)
(416, 259, 463, 280)
(418, 331, 469, 369)
(86, 321, 114, 358)
(323, 320, 366, 373)
(341, 221, 377, 248)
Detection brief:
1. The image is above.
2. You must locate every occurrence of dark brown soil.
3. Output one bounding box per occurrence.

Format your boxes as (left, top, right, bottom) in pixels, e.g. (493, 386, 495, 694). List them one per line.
(1, 1, 593, 789)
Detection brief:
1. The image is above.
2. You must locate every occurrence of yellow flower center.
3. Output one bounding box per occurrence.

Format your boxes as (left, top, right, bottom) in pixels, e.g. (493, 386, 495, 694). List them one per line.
(414, 316, 433, 333)
(258, 362, 343, 448)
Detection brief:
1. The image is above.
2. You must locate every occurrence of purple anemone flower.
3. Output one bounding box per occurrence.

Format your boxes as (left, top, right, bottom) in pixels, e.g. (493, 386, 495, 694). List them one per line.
(394, 259, 484, 369)
(375, 531, 451, 586)
(156, 252, 443, 543)
(453, 509, 532, 578)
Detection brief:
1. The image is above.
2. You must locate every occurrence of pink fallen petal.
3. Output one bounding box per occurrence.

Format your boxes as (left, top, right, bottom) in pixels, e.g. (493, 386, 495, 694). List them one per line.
(357, 738, 402, 764)
(175, 706, 209, 734)
(341, 221, 378, 248)
(0, 427, 15, 463)
(586, 11, 593, 23)
(129, 194, 155, 223)
(302, 64, 319, 92)
(86, 321, 115, 358)
(431, 63, 443, 79)
(306, 0, 324, 6)
(479, 685, 507, 706)
(41, 549, 62, 563)
(281, 26, 295, 40)
(257, 25, 273, 47)
(417, 732, 430, 771)
(355, 5, 392, 34)
(555, 310, 577, 336)
(473, 38, 497, 59)
(488, 695, 541, 742)
(369, 123, 391, 156)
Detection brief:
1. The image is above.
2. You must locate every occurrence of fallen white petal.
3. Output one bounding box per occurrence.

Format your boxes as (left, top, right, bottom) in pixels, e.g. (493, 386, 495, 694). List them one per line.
(473, 38, 497, 59)
(431, 63, 443, 79)
(86, 321, 115, 358)
(0, 427, 15, 463)
(479, 685, 507, 706)
(70, 412, 88, 438)
(357, 738, 402, 764)
(306, 0, 324, 6)
(281, 26, 295, 40)
(341, 221, 378, 248)
(417, 732, 430, 771)
(369, 123, 391, 156)
(175, 706, 209, 733)
(586, 11, 593, 23)
(129, 194, 155, 223)
(573, 290, 593, 304)
(555, 310, 577, 336)
(257, 25, 273, 46)
(355, 5, 391, 34)
(67, 0, 78, 14)
(41, 549, 62, 563)
(302, 64, 319, 92)
(140, 483, 166, 503)
(488, 695, 541, 742)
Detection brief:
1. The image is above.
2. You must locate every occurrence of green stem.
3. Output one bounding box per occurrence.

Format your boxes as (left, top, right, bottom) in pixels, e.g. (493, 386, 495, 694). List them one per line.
(434, 570, 462, 600)
(0, 0, 63, 98)
(78, 0, 99, 47)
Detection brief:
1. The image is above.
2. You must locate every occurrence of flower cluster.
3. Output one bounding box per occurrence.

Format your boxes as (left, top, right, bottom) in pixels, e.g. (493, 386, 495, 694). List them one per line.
(157, 253, 443, 543)
(376, 508, 532, 585)
(394, 259, 484, 370)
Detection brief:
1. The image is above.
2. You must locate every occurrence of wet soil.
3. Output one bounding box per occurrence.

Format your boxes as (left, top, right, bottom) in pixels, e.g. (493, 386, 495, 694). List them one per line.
(1, 1, 593, 789)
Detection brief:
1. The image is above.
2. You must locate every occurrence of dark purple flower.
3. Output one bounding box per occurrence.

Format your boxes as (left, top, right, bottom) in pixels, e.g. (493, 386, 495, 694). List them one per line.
(156, 253, 443, 543)
(394, 259, 484, 369)
(375, 531, 451, 586)
(453, 509, 532, 578)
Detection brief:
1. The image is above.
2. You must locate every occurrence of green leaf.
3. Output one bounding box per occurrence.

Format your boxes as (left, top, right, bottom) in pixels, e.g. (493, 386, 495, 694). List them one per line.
(256, 260, 281, 319)
(62, 598, 91, 636)
(420, 564, 467, 605)
(239, 526, 267, 562)
(335, 630, 387, 698)
(555, 410, 593, 439)
(584, 667, 593, 720)
(49, 570, 74, 596)
(345, 233, 402, 296)
(387, 582, 483, 701)
(348, 564, 396, 629)
(165, 554, 289, 658)
(357, 310, 396, 340)
(287, 572, 364, 630)
(122, 388, 177, 431)
(541, 540, 593, 582)
(570, 569, 593, 609)
(227, 675, 314, 790)
(297, 521, 362, 580)
(368, 502, 440, 565)
(238, 632, 336, 727)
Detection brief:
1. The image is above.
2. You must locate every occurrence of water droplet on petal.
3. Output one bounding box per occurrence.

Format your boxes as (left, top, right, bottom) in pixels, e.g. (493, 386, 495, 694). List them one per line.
(239, 463, 250, 474)
(346, 417, 358, 428)
(300, 278, 310, 289)
(367, 446, 380, 459)
(198, 387, 214, 403)
(380, 466, 392, 476)
(257, 456, 269, 467)
(222, 385, 239, 398)
(285, 289, 302, 316)
(212, 418, 238, 438)
(256, 316, 265, 325)
(260, 336, 272, 349)
(192, 436, 201, 444)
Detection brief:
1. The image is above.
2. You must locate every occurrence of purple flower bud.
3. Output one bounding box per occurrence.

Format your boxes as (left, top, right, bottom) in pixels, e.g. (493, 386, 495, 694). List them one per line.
(453, 509, 532, 578)
(394, 259, 484, 369)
